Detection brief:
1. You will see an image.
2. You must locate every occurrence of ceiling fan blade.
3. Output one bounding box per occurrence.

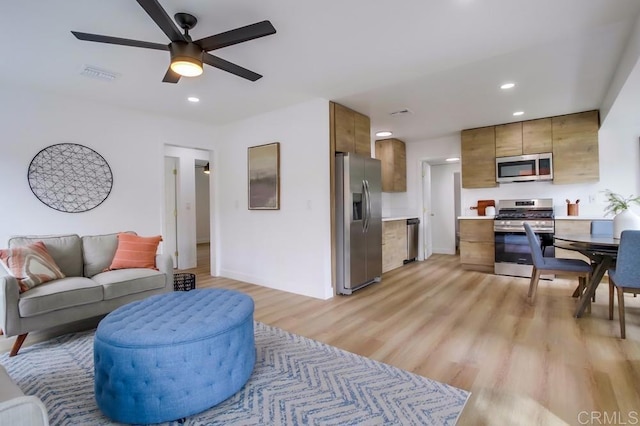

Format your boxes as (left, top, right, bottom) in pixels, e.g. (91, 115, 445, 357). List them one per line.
(136, 0, 185, 42)
(71, 31, 169, 51)
(162, 67, 181, 83)
(203, 54, 262, 81)
(195, 20, 276, 52)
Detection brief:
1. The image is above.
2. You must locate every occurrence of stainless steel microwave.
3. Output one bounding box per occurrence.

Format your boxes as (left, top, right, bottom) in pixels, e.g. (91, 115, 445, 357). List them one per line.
(496, 153, 553, 183)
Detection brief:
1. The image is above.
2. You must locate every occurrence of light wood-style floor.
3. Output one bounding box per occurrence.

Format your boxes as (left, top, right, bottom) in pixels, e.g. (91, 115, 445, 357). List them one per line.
(3, 244, 640, 425)
(190, 244, 640, 425)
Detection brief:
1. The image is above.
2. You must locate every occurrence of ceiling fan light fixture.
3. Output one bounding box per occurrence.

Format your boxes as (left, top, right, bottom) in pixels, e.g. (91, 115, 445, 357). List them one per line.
(170, 42, 204, 77)
(171, 60, 203, 77)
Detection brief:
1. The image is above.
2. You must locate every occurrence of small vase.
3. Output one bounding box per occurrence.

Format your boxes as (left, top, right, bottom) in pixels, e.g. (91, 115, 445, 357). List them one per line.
(613, 209, 640, 238)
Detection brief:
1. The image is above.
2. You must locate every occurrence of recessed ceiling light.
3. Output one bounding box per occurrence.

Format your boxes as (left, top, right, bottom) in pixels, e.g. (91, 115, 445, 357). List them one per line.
(376, 131, 393, 137)
(500, 83, 515, 90)
(445, 157, 460, 162)
(187, 96, 200, 103)
(513, 111, 524, 116)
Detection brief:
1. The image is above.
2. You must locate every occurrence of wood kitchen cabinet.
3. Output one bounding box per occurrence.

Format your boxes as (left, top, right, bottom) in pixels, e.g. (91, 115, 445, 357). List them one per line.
(495, 122, 523, 157)
(495, 119, 553, 158)
(382, 220, 407, 273)
(522, 118, 552, 154)
(552, 111, 599, 184)
(461, 126, 497, 189)
(459, 219, 494, 272)
(375, 138, 407, 192)
(554, 219, 591, 264)
(331, 102, 371, 157)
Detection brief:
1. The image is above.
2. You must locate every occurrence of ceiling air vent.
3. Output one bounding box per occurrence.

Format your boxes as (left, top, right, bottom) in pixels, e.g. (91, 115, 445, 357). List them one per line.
(389, 108, 413, 117)
(80, 66, 119, 82)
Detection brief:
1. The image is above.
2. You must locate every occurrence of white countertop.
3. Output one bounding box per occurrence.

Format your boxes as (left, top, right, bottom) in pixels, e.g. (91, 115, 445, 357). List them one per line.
(457, 216, 495, 220)
(555, 216, 612, 221)
(382, 216, 419, 222)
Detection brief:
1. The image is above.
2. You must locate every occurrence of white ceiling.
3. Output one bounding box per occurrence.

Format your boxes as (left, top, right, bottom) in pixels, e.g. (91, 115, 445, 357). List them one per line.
(3, 0, 640, 144)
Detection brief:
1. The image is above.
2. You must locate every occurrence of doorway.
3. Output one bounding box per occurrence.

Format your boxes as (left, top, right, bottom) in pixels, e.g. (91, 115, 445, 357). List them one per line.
(163, 146, 212, 272)
(421, 160, 461, 258)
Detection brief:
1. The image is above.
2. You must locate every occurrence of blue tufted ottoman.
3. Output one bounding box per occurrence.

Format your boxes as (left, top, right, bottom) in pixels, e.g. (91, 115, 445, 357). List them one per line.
(93, 289, 255, 424)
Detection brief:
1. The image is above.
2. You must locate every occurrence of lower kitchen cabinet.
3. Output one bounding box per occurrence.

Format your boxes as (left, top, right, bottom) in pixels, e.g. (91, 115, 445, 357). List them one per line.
(459, 219, 494, 272)
(382, 220, 407, 273)
(554, 219, 592, 264)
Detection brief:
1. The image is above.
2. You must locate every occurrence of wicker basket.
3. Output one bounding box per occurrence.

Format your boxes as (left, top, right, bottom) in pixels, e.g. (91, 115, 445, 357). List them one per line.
(173, 273, 196, 291)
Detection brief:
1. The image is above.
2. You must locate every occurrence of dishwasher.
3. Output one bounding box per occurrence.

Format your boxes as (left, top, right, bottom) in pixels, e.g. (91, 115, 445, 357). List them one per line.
(404, 218, 420, 263)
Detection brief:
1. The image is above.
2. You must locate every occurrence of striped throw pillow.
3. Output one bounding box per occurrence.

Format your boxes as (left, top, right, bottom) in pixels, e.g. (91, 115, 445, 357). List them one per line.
(108, 233, 162, 270)
(0, 241, 66, 293)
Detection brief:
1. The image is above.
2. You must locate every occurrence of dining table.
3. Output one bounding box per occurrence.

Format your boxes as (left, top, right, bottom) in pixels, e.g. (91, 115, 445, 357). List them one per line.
(553, 233, 619, 318)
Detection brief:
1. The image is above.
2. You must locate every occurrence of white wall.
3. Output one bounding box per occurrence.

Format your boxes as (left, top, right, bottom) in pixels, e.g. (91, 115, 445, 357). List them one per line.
(212, 98, 333, 300)
(382, 135, 462, 218)
(0, 86, 217, 249)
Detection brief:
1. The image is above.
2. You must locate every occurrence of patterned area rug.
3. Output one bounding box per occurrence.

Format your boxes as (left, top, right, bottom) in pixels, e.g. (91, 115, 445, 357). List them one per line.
(0, 323, 469, 425)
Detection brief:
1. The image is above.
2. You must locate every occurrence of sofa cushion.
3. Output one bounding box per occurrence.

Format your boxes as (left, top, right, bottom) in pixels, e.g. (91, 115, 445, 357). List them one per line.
(0, 242, 66, 293)
(82, 232, 136, 278)
(92, 269, 166, 300)
(108, 234, 162, 270)
(9, 235, 82, 278)
(18, 277, 103, 318)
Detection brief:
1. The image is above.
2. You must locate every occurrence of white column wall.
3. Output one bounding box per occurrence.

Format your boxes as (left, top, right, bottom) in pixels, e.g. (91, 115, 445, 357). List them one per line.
(212, 98, 333, 299)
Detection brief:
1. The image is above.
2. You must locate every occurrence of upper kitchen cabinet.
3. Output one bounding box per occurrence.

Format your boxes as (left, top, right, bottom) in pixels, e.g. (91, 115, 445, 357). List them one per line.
(495, 119, 553, 157)
(375, 138, 407, 192)
(522, 118, 552, 154)
(552, 111, 599, 184)
(461, 126, 497, 188)
(495, 122, 522, 157)
(330, 102, 371, 157)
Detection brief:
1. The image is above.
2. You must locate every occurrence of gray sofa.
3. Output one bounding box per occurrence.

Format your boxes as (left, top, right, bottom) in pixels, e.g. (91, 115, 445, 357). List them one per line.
(0, 233, 173, 356)
(0, 364, 48, 425)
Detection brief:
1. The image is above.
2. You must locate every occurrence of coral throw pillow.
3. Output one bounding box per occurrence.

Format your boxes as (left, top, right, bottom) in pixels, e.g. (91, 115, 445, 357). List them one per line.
(108, 233, 163, 270)
(0, 241, 66, 293)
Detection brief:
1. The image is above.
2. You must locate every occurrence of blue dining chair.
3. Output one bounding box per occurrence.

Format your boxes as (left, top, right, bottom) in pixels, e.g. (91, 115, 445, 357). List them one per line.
(608, 230, 640, 339)
(524, 223, 592, 304)
(591, 220, 613, 236)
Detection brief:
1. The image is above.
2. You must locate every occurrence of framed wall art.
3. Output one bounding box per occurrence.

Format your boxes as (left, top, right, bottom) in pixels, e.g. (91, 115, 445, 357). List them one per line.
(248, 142, 280, 210)
(28, 143, 113, 213)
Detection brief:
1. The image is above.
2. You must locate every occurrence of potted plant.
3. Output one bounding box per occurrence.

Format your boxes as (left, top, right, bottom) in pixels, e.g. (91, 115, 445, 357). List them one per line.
(603, 189, 640, 238)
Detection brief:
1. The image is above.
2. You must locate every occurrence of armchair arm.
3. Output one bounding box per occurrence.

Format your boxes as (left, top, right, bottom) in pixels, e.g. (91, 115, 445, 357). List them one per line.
(0, 396, 49, 426)
(155, 253, 174, 291)
(0, 265, 20, 337)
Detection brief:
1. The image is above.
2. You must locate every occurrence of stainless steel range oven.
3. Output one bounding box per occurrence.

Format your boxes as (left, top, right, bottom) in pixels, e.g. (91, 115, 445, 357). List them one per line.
(494, 198, 555, 278)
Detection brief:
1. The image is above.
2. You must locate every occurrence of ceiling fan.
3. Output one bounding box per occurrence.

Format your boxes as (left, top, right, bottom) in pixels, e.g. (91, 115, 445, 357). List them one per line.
(71, 0, 276, 83)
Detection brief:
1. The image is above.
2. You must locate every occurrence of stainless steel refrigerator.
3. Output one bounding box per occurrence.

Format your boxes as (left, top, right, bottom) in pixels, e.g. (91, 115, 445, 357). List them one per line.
(335, 153, 382, 295)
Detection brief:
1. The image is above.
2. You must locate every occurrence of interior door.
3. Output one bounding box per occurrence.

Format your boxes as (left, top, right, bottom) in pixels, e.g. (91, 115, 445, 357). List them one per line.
(163, 157, 178, 268)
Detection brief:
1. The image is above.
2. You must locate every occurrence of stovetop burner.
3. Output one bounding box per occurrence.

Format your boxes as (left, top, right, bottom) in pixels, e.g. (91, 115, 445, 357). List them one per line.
(494, 211, 554, 220)
(494, 198, 555, 221)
